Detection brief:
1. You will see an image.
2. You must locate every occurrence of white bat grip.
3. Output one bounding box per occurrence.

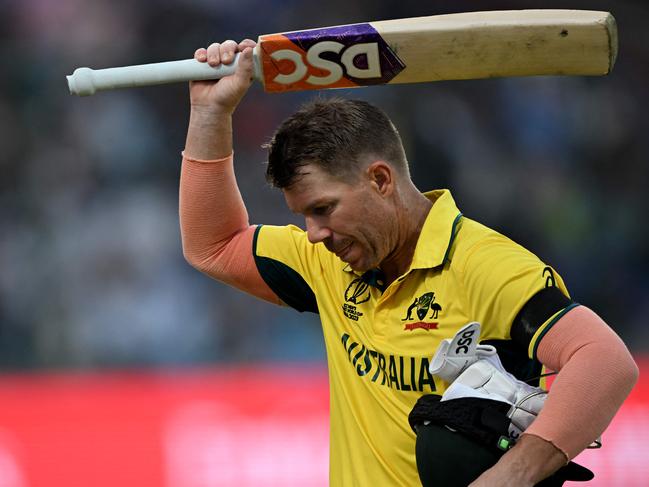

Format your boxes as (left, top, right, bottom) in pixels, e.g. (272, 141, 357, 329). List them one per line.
(67, 54, 252, 96)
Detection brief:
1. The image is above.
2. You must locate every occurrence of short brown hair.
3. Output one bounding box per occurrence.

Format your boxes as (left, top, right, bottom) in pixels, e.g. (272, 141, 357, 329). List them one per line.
(264, 98, 408, 188)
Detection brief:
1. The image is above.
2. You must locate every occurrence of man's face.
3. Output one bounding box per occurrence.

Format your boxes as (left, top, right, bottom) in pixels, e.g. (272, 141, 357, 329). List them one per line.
(283, 163, 394, 273)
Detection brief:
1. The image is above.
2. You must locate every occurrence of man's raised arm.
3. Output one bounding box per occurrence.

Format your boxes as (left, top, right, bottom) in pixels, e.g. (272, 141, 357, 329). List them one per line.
(179, 40, 280, 304)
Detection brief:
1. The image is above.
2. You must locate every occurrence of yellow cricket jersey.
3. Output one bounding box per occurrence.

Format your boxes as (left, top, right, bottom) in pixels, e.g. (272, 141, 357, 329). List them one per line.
(252, 189, 577, 486)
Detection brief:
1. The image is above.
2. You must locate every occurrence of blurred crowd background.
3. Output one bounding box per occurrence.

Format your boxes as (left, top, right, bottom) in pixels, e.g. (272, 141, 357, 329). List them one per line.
(1, 0, 647, 370)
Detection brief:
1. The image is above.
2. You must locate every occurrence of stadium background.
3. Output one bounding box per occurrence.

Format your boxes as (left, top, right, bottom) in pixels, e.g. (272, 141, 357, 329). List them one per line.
(1, 0, 647, 485)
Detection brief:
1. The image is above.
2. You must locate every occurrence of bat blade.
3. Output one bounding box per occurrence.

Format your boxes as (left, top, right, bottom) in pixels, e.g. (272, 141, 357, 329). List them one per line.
(66, 10, 617, 96)
(259, 10, 617, 92)
(381, 10, 617, 85)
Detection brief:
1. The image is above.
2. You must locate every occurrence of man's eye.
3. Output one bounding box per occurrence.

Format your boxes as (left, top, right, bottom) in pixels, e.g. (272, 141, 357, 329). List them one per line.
(313, 205, 331, 215)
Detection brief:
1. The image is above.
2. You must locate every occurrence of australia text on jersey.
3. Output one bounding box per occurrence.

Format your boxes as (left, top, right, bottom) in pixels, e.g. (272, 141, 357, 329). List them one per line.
(341, 333, 436, 392)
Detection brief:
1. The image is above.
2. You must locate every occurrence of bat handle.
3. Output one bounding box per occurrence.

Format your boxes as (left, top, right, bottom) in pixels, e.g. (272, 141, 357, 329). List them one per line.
(66, 54, 257, 96)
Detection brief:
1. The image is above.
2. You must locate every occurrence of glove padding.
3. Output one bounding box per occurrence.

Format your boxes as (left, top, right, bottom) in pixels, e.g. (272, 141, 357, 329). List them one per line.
(442, 354, 547, 437)
(429, 322, 497, 383)
(430, 322, 546, 437)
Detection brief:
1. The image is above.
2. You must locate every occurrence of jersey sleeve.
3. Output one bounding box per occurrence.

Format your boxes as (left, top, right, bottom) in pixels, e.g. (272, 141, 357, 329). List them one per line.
(253, 224, 325, 314)
(459, 234, 578, 361)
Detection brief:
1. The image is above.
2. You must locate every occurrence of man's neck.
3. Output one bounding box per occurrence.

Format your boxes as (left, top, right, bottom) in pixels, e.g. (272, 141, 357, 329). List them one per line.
(380, 190, 432, 285)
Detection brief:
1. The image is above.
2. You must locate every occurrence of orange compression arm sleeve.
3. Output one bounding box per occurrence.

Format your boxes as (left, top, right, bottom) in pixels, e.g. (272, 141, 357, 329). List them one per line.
(179, 152, 281, 305)
(524, 305, 639, 460)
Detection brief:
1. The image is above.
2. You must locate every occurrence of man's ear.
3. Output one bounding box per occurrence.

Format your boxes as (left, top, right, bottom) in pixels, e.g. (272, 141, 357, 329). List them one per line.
(366, 160, 394, 197)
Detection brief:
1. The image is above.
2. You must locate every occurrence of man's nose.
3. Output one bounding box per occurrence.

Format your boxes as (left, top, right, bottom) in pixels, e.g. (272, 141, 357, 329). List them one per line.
(306, 217, 332, 244)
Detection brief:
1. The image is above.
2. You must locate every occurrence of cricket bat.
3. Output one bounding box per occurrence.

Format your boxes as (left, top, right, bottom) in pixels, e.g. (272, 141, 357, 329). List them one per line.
(66, 9, 617, 96)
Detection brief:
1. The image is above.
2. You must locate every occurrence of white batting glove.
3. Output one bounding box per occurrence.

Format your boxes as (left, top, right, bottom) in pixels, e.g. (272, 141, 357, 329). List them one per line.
(429, 322, 498, 383)
(430, 322, 547, 437)
(441, 354, 547, 437)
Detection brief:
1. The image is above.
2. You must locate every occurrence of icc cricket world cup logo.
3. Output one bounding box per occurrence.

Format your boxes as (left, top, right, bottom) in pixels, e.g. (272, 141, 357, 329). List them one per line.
(342, 278, 371, 322)
(345, 278, 371, 305)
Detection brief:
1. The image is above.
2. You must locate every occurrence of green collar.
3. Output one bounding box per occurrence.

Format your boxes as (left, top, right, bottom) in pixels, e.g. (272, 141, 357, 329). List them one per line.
(410, 189, 463, 270)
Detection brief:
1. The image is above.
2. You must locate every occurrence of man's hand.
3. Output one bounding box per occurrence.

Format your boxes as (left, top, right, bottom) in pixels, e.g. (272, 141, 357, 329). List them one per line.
(468, 434, 567, 486)
(190, 39, 256, 115)
(184, 39, 256, 160)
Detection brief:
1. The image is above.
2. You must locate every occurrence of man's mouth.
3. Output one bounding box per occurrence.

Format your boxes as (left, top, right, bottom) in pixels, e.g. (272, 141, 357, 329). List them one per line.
(334, 242, 353, 259)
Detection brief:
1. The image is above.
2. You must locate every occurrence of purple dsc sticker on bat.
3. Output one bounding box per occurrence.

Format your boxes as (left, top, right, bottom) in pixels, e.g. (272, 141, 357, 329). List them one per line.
(284, 23, 405, 86)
